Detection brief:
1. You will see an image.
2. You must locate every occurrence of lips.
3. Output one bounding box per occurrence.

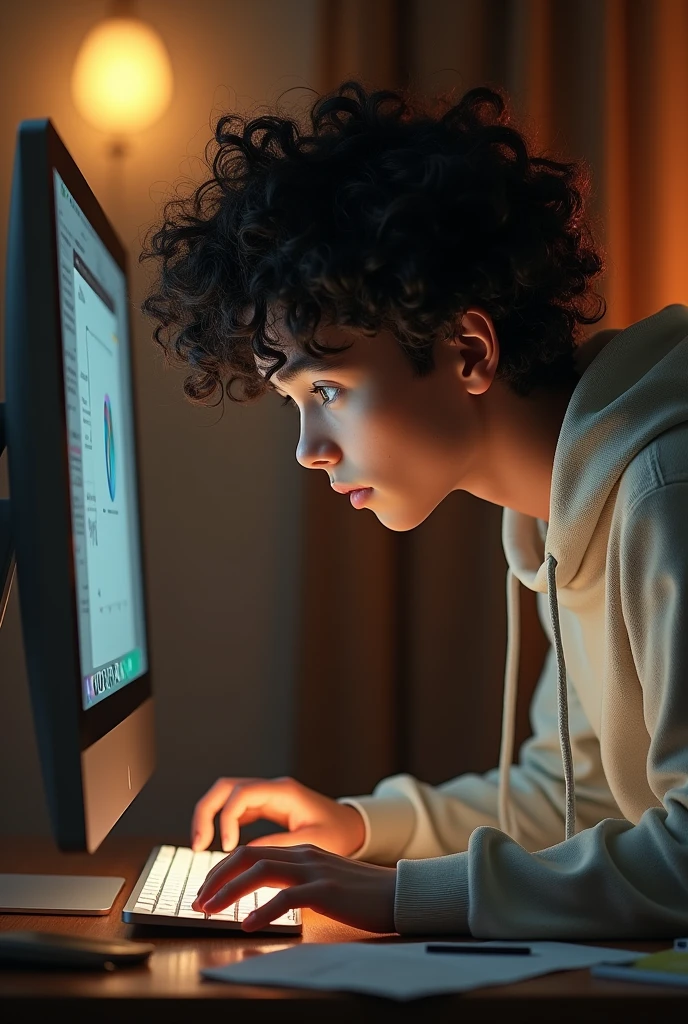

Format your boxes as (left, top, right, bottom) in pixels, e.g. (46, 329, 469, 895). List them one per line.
(331, 482, 373, 508)
(331, 483, 366, 494)
(348, 487, 372, 509)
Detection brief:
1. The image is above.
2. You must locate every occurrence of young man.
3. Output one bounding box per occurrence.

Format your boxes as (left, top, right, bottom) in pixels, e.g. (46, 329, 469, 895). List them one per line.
(141, 81, 688, 938)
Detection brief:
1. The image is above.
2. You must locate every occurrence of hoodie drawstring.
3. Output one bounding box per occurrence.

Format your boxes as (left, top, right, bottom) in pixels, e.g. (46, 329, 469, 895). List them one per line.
(498, 556, 576, 843)
(497, 568, 521, 839)
(546, 553, 576, 840)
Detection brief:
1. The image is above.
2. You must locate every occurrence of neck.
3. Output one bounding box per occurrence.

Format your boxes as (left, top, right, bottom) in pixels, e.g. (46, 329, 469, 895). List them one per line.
(457, 328, 621, 520)
(462, 381, 575, 521)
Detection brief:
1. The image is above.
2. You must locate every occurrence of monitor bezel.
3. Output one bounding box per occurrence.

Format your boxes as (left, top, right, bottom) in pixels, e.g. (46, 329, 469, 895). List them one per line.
(10, 119, 153, 753)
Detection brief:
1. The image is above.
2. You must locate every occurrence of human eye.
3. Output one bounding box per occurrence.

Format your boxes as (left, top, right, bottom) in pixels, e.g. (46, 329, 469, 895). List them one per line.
(308, 385, 341, 406)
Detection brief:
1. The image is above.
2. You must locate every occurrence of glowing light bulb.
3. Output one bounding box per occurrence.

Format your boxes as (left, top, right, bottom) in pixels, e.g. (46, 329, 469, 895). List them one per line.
(71, 16, 173, 134)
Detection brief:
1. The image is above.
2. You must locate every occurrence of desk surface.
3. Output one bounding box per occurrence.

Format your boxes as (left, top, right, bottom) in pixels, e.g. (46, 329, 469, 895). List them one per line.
(0, 836, 685, 1022)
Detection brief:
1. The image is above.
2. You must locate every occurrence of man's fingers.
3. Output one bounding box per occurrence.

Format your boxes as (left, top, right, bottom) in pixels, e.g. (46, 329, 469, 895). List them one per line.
(233, 806, 271, 830)
(194, 856, 308, 913)
(191, 776, 299, 852)
(195, 827, 311, 896)
(218, 780, 294, 852)
(194, 844, 317, 906)
(195, 834, 287, 895)
(190, 778, 239, 850)
(243, 882, 322, 931)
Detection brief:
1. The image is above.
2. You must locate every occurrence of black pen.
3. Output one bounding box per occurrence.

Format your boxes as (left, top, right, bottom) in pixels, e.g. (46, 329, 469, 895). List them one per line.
(426, 944, 532, 955)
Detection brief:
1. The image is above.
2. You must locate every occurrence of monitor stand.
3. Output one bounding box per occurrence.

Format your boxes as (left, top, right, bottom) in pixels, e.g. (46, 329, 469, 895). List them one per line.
(0, 403, 123, 914)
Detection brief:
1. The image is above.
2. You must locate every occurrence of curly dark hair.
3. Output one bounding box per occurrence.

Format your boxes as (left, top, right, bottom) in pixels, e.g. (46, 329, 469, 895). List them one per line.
(139, 79, 607, 406)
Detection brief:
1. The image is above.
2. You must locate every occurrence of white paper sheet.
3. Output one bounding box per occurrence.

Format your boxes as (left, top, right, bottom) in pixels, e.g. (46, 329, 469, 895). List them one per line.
(201, 940, 639, 1001)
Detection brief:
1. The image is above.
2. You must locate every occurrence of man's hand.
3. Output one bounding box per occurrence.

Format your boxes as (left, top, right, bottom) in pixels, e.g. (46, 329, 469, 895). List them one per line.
(192, 844, 397, 934)
(191, 775, 366, 856)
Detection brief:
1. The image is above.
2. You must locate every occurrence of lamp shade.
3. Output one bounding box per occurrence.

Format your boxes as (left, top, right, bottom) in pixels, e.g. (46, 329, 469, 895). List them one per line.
(71, 16, 173, 133)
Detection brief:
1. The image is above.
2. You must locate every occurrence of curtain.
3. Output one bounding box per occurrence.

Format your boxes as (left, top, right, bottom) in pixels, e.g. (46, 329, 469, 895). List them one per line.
(293, 0, 688, 797)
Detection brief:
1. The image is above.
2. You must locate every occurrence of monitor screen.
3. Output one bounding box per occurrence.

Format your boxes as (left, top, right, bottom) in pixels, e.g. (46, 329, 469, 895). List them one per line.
(53, 170, 148, 710)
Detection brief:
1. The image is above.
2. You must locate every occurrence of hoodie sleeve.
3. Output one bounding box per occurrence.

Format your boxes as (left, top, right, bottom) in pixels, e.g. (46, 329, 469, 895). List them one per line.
(338, 632, 622, 866)
(389, 480, 688, 938)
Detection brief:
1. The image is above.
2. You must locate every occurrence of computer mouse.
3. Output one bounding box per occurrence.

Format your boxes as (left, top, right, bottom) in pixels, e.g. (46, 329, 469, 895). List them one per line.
(0, 930, 154, 969)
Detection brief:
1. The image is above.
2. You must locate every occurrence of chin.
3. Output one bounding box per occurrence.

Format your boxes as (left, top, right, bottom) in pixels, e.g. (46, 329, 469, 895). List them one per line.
(373, 504, 435, 532)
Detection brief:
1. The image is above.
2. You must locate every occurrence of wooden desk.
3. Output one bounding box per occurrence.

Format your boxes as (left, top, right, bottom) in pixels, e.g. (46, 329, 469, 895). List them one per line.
(0, 836, 685, 1021)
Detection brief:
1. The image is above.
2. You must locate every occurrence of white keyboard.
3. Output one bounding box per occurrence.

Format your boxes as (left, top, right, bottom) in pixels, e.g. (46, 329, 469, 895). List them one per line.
(122, 845, 302, 934)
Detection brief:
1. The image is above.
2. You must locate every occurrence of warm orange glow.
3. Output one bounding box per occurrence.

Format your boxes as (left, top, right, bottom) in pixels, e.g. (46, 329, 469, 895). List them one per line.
(71, 16, 173, 134)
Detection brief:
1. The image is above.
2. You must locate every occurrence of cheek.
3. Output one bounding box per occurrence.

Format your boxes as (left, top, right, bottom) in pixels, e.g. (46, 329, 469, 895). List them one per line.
(342, 407, 412, 478)
(349, 400, 454, 491)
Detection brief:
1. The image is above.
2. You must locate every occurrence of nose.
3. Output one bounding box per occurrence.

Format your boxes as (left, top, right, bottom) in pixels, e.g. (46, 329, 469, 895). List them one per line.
(296, 431, 341, 471)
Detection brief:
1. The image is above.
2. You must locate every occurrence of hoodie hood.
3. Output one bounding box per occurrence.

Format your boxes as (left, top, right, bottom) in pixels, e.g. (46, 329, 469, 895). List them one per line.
(497, 303, 688, 842)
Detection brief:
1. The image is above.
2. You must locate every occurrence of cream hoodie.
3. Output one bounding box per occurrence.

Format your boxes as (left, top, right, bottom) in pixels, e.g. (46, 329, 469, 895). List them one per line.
(339, 303, 688, 939)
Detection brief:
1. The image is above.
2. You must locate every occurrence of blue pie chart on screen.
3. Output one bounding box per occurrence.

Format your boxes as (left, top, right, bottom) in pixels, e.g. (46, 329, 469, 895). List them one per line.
(104, 394, 116, 501)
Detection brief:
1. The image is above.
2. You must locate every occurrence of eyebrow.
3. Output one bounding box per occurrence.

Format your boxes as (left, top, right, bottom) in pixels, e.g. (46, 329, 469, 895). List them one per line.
(267, 351, 350, 390)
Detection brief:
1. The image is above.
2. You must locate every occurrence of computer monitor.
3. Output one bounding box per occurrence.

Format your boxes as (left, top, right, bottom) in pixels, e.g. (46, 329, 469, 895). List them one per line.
(0, 120, 155, 871)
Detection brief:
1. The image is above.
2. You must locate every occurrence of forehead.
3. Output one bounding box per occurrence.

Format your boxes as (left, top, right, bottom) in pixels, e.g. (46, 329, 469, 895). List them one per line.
(254, 317, 356, 383)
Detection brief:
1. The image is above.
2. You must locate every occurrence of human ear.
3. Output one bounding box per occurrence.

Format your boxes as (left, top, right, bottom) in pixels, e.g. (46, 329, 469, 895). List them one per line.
(454, 308, 500, 395)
